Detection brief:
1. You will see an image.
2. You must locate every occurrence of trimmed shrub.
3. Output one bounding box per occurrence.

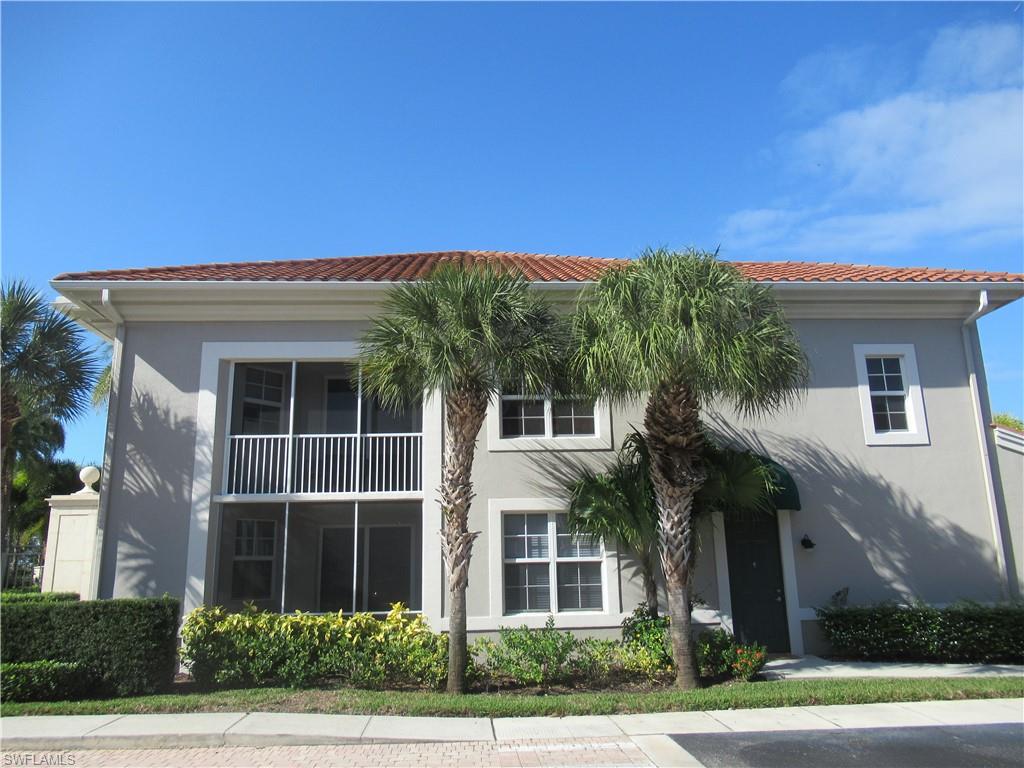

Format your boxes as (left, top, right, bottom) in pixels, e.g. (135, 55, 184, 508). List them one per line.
(695, 629, 767, 681)
(696, 628, 734, 678)
(816, 602, 1024, 663)
(619, 605, 673, 682)
(473, 617, 614, 687)
(0, 596, 181, 697)
(1, 591, 79, 604)
(180, 603, 447, 690)
(0, 661, 90, 702)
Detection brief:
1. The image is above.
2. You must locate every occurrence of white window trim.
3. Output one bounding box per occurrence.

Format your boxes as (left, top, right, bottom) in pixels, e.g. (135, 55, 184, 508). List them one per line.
(185, 340, 444, 627)
(501, 512, 604, 615)
(486, 397, 612, 451)
(486, 498, 620, 628)
(853, 343, 930, 446)
(231, 518, 276, 600)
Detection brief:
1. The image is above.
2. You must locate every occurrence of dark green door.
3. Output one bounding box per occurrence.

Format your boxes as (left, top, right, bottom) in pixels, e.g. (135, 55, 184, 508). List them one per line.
(724, 512, 790, 653)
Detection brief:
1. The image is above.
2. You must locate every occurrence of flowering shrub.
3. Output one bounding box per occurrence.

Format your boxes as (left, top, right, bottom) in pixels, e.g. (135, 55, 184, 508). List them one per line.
(696, 628, 767, 681)
(728, 642, 767, 681)
(696, 628, 734, 678)
(180, 603, 447, 689)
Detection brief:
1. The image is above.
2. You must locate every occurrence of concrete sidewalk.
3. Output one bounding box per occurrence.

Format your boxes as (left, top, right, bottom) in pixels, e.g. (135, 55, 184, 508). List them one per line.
(763, 655, 1024, 679)
(2, 698, 1021, 752)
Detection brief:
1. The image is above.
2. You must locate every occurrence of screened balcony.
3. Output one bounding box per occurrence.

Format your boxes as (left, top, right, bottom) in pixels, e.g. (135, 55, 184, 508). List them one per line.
(223, 362, 423, 497)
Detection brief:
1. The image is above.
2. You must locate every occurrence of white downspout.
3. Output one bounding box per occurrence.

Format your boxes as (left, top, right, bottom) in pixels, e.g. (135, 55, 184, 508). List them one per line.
(88, 290, 124, 599)
(961, 290, 1013, 598)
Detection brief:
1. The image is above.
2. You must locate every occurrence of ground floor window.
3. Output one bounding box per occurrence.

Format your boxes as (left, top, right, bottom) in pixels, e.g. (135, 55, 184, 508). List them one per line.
(231, 519, 275, 599)
(217, 502, 422, 613)
(502, 512, 603, 614)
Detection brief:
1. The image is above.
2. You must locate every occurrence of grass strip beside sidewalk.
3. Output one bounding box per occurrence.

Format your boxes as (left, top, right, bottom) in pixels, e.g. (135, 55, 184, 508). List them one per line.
(3, 677, 1021, 718)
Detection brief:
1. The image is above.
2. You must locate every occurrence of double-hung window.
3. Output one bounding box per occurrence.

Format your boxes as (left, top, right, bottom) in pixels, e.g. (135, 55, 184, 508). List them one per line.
(853, 344, 929, 446)
(502, 513, 603, 613)
(231, 519, 276, 600)
(500, 395, 597, 439)
(241, 367, 285, 435)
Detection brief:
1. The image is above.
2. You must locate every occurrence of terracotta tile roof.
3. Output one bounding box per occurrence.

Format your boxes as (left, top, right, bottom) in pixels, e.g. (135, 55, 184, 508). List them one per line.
(53, 251, 1024, 285)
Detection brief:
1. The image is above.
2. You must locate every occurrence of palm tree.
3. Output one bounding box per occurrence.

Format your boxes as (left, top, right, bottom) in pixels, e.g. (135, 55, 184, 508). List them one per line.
(569, 248, 807, 688)
(566, 432, 661, 617)
(1, 281, 98, 553)
(566, 431, 778, 620)
(360, 263, 565, 693)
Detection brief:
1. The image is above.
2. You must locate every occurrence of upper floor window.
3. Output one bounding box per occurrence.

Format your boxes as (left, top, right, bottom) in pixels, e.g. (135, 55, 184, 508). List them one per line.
(242, 367, 284, 435)
(499, 395, 596, 439)
(854, 344, 929, 446)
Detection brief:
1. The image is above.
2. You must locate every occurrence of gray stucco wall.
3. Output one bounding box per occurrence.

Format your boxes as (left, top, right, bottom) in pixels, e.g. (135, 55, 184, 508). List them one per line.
(98, 321, 369, 600)
(993, 432, 1024, 591)
(96, 312, 1010, 650)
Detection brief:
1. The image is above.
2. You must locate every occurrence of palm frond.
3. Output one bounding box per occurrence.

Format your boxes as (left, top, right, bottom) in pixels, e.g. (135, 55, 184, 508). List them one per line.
(569, 248, 808, 415)
(360, 263, 566, 408)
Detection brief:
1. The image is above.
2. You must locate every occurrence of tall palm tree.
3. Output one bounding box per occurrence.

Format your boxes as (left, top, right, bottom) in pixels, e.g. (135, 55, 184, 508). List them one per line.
(567, 432, 778, 620)
(569, 248, 808, 688)
(360, 263, 565, 693)
(1, 281, 97, 552)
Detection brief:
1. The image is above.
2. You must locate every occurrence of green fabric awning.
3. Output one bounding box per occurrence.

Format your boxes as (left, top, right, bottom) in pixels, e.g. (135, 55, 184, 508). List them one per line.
(759, 457, 801, 511)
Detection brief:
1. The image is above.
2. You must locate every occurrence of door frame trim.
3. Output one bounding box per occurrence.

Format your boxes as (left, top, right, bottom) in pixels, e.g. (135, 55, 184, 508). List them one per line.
(713, 509, 804, 656)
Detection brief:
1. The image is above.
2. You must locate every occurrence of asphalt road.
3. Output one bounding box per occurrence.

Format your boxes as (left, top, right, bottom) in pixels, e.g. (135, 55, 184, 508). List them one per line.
(672, 723, 1024, 768)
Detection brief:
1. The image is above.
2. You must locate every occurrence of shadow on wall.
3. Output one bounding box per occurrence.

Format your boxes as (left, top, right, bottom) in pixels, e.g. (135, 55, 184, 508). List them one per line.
(706, 417, 1005, 607)
(521, 450, 721, 615)
(104, 390, 211, 598)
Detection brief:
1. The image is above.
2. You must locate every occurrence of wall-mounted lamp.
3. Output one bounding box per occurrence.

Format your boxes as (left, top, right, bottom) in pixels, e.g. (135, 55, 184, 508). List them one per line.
(800, 534, 816, 550)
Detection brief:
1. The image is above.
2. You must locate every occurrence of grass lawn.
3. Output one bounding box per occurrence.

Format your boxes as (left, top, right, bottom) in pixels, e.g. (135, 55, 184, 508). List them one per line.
(2, 677, 1020, 718)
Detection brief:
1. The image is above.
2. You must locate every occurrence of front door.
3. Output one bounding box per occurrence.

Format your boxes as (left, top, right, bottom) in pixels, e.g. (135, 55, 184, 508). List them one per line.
(724, 512, 790, 652)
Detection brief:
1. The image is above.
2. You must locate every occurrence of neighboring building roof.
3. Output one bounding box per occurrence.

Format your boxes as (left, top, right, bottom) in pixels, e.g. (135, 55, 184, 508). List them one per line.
(53, 250, 1024, 284)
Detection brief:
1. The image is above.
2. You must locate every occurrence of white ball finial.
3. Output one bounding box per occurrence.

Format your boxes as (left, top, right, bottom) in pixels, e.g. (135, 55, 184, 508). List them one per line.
(78, 466, 100, 493)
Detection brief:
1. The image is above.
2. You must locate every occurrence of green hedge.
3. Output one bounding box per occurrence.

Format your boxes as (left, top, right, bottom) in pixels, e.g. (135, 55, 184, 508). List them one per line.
(1, 591, 79, 604)
(816, 603, 1024, 663)
(1, 596, 181, 697)
(180, 603, 447, 689)
(0, 661, 90, 702)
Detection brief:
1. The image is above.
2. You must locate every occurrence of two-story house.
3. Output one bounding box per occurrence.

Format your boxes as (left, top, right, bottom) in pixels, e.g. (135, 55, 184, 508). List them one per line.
(52, 251, 1024, 655)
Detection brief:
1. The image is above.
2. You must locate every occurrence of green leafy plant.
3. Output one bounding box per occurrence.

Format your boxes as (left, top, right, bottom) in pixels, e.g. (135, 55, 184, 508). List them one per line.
(1, 591, 79, 604)
(728, 642, 768, 681)
(472, 617, 619, 688)
(993, 412, 1024, 432)
(0, 596, 180, 697)
(0, 660, 90, 702)
(816, 602, 1024, 663)
(695, 628, 734, 678)
(180, 603, 448, 690)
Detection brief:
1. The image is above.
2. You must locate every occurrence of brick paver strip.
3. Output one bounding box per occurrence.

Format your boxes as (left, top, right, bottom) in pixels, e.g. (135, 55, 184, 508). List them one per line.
(2, 737, 654, 768)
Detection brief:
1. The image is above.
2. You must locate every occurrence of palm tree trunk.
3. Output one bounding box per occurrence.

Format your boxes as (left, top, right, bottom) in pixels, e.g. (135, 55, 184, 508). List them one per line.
(439, 388, 489, 694)
(644, 379, 705, 689)
(666, 568, 698, 687)
(642, 553, 660, 618)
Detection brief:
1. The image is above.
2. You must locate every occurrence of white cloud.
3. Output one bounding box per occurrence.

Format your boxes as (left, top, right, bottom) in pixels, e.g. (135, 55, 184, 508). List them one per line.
(721, 22, 1024, 257)
(918, 22, 1023, 93)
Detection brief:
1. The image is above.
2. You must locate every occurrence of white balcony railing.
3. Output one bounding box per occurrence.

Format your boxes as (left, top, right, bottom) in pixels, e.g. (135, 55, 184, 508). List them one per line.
(225, 433, 422, 496)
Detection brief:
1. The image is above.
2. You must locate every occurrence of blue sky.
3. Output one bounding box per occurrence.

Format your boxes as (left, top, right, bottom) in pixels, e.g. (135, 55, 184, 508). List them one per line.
(3, 2, 1022, 463)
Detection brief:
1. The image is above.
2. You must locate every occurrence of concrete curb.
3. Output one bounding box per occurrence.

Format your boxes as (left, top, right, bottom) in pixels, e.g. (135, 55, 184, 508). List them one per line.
(1, 699, 1021, 752)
